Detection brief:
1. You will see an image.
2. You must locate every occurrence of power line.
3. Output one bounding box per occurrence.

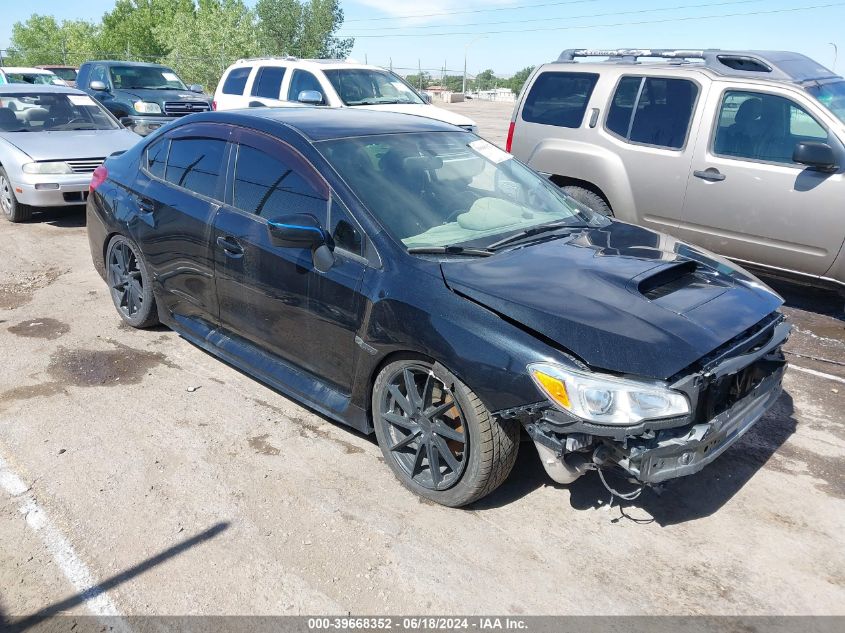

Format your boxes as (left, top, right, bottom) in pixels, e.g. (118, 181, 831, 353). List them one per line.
(348, 0, 765, 32)
(344, 0, 598, 22)
(340, 2, 845, 38)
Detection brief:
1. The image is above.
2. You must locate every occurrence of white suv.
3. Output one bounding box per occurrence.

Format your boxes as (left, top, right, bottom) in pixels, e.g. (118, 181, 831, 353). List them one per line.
(213, 57, 477, 131)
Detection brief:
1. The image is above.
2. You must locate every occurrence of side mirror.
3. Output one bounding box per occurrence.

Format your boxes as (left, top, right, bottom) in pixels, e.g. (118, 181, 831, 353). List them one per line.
(89, 80, 109, 92)
(189, 84, 204, 93)
(120, 116, 134, 129)
(793, 141, 838, 172)
(297, 90, 324, 105)
(420, 91, 432, 104)
(268, 213, 335, 272)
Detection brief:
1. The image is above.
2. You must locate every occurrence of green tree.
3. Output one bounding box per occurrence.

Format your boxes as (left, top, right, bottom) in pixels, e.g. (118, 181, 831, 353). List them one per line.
(100, 0, 195, 60)
(256, 0, 353, 58)
(473, 69, 497, 91)
(8, 15, 100, 65)
(507, 66, 535, 95)
(441, 75, 464, 92)
(404, 71, 432, 91)
(156, 0, 258, 90)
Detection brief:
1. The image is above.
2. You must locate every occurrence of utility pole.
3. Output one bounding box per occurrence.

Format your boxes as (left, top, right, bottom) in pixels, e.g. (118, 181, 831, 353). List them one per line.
(418, 59, 422, 90)
(830, 42, 839, 71)
(463, 35, 486, 94)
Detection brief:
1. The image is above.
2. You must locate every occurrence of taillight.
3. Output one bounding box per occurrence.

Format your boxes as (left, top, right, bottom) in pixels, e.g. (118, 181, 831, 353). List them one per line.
(212, 100, 217, 111)
(505, 121, 515, 153)
(90, 165, 108, 191)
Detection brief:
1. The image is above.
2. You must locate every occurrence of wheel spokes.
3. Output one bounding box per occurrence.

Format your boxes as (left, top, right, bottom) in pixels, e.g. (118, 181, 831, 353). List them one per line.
(432, 420, 464, 444)
(403, 368, 423, 409)
(388, 384, 414, 416)
(389, 429, 421, 452)
(432, 435, 461, 472)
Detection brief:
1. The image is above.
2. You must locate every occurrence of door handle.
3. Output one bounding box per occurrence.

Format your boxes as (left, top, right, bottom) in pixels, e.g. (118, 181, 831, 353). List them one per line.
(137, 197, 155, 213)
(693, 168, 726, 182)
(216, 236, 244, 257)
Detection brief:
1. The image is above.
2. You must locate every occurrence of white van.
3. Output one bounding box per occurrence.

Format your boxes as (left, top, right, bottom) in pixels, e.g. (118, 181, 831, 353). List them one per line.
(213, 57, 477, 132)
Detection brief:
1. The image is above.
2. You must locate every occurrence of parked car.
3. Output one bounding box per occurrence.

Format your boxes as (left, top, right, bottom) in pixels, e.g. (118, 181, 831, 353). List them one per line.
(77, 60, 211, 136)
(508, 49, 845, 293)
(0, 67, 66, 86)
(87, 108, 789, 507)
(213, 57, 477, 131)
(38, 65, 78, 87)
(0, 85, 140, 222)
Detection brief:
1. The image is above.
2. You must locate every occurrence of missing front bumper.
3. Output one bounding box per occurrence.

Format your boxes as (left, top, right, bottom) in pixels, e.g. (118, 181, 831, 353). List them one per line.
(611, 364, 785, 484)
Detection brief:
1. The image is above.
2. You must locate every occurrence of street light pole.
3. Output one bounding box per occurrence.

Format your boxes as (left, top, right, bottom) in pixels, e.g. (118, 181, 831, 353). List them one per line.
(830, 42, 839, 71)
(463, 36, 487, 94)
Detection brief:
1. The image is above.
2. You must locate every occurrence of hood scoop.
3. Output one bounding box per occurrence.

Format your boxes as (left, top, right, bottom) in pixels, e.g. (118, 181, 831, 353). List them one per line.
(630, 261, 731, 314)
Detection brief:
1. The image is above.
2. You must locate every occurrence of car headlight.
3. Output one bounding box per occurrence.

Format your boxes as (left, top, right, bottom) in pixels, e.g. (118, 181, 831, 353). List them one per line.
(22, 161, 73, 174)
(134, 101, 162, 114)
(528, 363, 690, 425)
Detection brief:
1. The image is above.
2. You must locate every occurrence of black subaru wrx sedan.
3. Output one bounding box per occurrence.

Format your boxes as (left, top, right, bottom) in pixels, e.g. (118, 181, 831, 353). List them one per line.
(87, 108, 790, 507)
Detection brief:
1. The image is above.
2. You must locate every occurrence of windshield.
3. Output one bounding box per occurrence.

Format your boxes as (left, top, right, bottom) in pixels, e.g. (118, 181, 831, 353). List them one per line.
(807, 80, 845, 124)
(109, 65, 186, 90)
(324, 69, 424, 106)
(46, 68, 78, 82)
(0, 92, 120, 132)
(7, 73, 58, 85)
(319, 132, 597, 249)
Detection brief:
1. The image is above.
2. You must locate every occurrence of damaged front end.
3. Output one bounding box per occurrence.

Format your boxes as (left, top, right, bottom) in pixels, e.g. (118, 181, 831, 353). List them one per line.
(503, 313, 790, 489)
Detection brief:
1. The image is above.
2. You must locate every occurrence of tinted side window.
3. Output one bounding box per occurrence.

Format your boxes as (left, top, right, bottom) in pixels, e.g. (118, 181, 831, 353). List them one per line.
(233, 144, 328, 221)
(289, 70, 325, 103)
(521, 72, 598, 128)
(713, 90, 829, 164)
(251, 66, 286, 99)
(146, 138, 169, 178)
(607, 77, 698, 149)
(329, 199, 363, 256)
(222, 67, 251, 95)
(164, 138, 226, 199)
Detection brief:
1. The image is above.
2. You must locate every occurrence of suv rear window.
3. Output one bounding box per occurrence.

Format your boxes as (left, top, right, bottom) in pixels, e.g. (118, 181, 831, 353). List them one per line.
(521, 72, 598, 128)
(606, 76, 698, 149)
(222, 67, 251, 95)
(250, 66, 286, 99)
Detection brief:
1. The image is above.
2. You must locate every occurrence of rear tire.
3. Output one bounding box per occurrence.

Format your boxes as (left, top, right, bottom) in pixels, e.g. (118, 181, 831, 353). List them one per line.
(561, 185, 613, 217)
(105, 235, 159, 328)
(0, 168, 33, 223)
(372, 358, 519, 507)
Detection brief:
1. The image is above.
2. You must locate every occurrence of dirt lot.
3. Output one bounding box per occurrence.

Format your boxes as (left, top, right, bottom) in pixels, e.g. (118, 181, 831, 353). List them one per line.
(1, 100, 844, 622)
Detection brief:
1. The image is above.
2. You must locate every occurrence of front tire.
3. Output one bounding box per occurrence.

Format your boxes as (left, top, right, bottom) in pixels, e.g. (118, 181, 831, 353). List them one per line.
(0, 167, 33, 223)
(372, 358, 519, 507)
(106, 235, 159, 328)
(561, 185, 613, 217)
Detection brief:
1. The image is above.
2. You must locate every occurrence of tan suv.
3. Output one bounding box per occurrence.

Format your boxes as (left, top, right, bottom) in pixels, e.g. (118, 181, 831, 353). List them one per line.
(508, 49, 845, 292)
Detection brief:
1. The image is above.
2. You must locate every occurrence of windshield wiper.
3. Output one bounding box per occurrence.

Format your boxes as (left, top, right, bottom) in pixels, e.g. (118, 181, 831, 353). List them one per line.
(487, 221, 587, 251)
(407, 245, 494, 257)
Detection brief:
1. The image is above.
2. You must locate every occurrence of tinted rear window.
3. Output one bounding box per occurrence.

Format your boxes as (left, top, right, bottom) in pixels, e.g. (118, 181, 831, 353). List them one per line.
(222, 67, 251, 95)
(146, 138, 169, 179)
(165, 138, 226, 199)
(251, 66, 286, 99)
(522, 72, 598, 128)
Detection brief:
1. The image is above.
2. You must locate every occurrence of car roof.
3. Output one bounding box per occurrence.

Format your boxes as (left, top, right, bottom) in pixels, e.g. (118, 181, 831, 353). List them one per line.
(0, 84, 85, 95)
(81, 60, 173, 69)
(0, 67, 56, 74)
(228, 57, 391, 73)
(200, 107, 459, 141)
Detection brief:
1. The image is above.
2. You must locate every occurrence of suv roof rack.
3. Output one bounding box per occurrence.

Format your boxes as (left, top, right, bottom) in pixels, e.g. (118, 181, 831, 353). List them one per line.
(235, 55, 300, 63)
(556, 49, 838, 83)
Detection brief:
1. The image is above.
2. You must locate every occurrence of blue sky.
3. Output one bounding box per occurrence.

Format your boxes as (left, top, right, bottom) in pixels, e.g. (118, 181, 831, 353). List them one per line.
(1, 0, 844, 76)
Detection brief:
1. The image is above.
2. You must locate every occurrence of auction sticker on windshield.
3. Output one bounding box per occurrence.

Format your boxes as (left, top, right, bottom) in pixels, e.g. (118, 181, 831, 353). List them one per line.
(469, 139, 512, 164)
(68, 95, 97, 106)
(162, 72, 180, 82)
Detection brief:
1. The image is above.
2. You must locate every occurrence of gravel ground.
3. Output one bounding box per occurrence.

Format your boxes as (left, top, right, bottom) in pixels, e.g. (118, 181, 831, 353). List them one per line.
(0, 100, 843, 622)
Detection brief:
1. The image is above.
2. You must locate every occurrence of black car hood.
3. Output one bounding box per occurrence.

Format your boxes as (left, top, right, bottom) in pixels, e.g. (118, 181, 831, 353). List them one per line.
(440, 222, 783, 380)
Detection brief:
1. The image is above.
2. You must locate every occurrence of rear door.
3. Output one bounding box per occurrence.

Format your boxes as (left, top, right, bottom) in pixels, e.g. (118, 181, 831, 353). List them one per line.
(678, 84, 845, 277)
(131, 122, 231, 326)
(215, 66, 253, 110)
(212, 128, 367, 392)
(247, 65, 287, 106)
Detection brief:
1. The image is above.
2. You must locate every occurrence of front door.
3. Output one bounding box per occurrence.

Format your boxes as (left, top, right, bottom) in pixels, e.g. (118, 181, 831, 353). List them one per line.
(212, 128, 367, 392)
(678, 87, 845, 277)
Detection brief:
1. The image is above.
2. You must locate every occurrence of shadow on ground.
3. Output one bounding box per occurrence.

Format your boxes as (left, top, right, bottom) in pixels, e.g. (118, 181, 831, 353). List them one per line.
(474, 392, 797, 526)
(7, 522, 229, 633)
(765, 278, 843, 322)
(32, 205, 86, 229)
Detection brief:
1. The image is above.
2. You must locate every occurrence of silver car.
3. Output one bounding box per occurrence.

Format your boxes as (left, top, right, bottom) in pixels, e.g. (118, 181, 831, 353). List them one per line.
(509, 49, 845, 293)
(0, 84, 140, 222)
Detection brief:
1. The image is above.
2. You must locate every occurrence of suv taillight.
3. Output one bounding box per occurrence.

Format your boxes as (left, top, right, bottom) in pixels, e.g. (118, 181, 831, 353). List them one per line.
(505, 121, 515, 153)
(212, 100, 217, 111)
(90, 165, 108, 191)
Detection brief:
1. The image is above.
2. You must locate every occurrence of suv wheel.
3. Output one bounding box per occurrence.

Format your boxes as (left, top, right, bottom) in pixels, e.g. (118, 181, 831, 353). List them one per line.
(562, 185, 613, 217)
